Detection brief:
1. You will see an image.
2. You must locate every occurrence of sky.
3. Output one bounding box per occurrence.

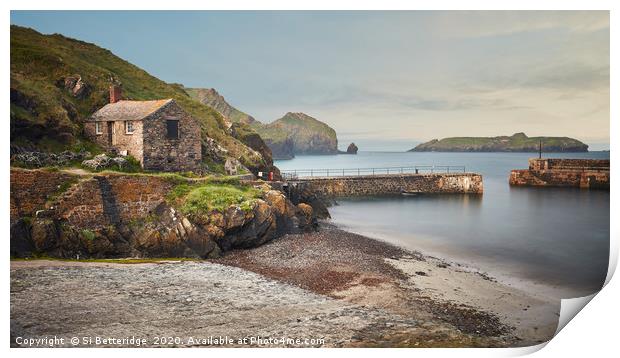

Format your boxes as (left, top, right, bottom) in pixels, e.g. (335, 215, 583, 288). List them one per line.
(11, 11, 610, 150)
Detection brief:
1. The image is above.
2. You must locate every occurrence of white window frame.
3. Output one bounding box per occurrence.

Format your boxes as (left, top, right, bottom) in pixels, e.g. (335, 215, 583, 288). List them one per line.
(95, 122, 103, 135)
(125, 120, 134, 134)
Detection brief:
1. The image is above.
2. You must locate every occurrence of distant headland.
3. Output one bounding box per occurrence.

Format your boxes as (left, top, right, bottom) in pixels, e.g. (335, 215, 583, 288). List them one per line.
(409, 133, 588, 152)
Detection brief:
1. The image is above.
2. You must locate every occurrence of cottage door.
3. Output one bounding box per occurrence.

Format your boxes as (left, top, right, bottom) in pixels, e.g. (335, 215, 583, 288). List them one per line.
(107, 122, 114, 145)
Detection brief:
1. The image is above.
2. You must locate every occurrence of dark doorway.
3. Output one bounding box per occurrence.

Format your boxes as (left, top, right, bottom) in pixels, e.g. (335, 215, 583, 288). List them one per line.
(107, 121, 113, 145)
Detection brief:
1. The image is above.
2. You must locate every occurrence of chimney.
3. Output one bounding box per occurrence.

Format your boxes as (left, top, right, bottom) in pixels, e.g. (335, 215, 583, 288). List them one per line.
(109, 85, 122, 104)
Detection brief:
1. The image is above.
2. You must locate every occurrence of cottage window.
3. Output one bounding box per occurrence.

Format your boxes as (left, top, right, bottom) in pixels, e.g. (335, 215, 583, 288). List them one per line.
(125, 121, 134, 134)
(166, 120, 179, 139)
(95, 122, 103, 135)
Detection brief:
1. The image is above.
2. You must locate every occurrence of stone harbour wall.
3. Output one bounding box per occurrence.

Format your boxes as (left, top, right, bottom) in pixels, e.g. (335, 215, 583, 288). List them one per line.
(293, 173, 483, 197)
(510, 158, 609, 189)
(528, 158, 610, 171)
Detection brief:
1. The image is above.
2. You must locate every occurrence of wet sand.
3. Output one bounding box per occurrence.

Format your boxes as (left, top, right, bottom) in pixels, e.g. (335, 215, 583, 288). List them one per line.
(10, 226, 559, 347)
(216, 226, 560, 346)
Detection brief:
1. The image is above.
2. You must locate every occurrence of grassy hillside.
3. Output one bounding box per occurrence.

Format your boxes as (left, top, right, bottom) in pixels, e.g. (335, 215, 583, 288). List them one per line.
(185, 88, 255, 125)
(10, 25, 266, 170)
(410, 133, 588, 152)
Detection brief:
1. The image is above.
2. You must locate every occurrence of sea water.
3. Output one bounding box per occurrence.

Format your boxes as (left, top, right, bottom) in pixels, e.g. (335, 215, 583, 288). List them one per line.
(275, 151, 610, 299)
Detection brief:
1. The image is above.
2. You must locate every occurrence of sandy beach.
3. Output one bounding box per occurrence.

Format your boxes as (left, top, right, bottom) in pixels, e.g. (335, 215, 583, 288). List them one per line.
(10, 226, 559, 348)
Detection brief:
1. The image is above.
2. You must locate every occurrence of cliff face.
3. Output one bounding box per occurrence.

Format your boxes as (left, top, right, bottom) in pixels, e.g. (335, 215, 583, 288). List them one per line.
(253, 112, 339, 157)
(9, 25, 267, 173)
(410, 133, 588, 152)
(263, 137, 295, 160)
(186, 88, 256, 125)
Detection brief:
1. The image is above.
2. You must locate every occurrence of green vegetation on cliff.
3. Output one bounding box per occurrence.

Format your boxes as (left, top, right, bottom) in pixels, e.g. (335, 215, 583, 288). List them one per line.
(10, 25, 266, 171)
(409, 133, 588, 152)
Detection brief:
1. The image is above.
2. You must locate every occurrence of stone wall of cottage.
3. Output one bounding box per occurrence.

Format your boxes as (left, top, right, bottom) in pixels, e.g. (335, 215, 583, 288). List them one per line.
(142, 101, 202, 172)
(84, 120, 145, 163)
(293, 173, 483, 197)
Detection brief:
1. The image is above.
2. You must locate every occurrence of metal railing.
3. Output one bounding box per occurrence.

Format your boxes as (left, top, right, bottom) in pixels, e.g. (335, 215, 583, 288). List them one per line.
(281, 165, 466, 180)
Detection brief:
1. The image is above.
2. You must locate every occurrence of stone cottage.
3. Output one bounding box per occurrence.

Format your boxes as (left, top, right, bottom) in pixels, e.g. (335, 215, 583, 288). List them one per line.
(85, 86, 202, 172)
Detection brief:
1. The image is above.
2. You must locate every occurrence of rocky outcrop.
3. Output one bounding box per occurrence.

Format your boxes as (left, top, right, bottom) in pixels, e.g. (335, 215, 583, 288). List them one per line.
(285, 182, 331, 219)
(346, 142, 358, 154)
(230, 123, 282, 179)
(56, 75, 91, 99)
(410, 133, 588, 152)
(263, 137, 295, 160)
(10, 168, 320, 259)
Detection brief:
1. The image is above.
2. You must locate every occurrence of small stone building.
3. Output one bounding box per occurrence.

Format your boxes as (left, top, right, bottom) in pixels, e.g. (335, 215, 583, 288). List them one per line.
(85, 86, 202, 172)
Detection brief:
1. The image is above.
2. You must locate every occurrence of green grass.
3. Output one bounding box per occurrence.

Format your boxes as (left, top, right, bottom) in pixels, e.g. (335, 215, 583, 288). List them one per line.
(167, 181, 261, 221)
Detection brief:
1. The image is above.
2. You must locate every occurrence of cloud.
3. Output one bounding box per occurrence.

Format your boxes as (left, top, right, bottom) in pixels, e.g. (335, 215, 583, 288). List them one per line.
(434, 11, 609, 39)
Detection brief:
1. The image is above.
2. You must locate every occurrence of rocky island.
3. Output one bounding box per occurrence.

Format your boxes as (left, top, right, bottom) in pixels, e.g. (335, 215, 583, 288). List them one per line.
(343, 142, 358, 154)
(410, 133, 588, 152)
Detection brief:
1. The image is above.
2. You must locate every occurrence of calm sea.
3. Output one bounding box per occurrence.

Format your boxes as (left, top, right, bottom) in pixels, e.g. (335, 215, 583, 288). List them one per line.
(275, 151, 610, 299)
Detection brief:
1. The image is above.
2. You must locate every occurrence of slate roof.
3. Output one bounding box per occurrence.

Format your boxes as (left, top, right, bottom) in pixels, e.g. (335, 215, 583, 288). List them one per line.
(89, 99, 173, 122)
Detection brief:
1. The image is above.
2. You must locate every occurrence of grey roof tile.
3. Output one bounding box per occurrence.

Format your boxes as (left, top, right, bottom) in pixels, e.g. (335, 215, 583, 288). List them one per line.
(89, 99, 173, 121)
